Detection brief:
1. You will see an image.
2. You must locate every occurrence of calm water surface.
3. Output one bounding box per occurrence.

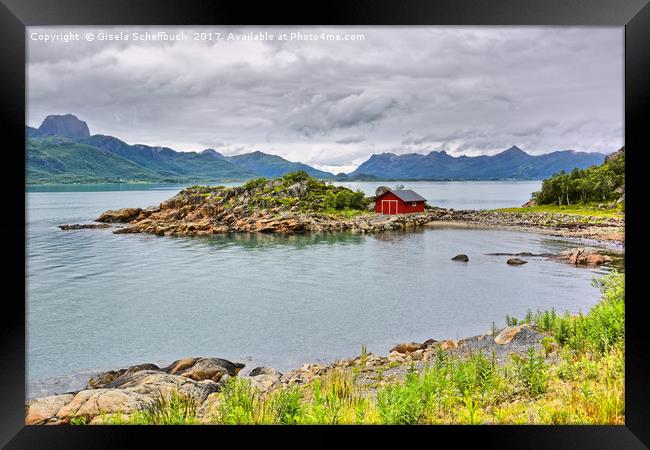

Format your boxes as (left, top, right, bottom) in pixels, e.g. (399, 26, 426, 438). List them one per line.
(26, 181, 616, 398)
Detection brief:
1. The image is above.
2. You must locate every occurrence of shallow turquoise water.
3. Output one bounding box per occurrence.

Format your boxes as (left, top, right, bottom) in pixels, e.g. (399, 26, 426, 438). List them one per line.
(26, 181, 613, 398)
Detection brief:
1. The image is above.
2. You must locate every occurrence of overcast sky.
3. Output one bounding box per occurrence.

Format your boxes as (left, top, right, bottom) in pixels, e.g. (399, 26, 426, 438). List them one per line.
(27, 26, 623, 173)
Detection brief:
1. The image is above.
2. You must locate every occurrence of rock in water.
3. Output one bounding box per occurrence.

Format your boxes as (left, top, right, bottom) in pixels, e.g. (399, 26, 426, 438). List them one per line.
(390, 342, 424, 354)
(38, 114, 90, 139)
(507, 258, 528, 265)
(96, 208, 142, 223)
(451, 254, 469, 262)
(558, 247, 612, 265)
(59, 223, 111, 230)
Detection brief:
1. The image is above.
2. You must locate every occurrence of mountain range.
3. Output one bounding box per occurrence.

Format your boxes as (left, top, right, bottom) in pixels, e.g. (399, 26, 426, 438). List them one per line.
(26, 114, 607, 184)
(349, 146, 606, 180)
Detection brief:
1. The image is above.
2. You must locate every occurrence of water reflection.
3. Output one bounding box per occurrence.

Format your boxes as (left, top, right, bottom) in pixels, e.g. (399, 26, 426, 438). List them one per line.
(169, 230, 366, 250)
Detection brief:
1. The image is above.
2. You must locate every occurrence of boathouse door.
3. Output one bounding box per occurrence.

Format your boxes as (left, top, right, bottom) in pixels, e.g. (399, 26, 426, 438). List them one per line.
(381, 200, 398, 214)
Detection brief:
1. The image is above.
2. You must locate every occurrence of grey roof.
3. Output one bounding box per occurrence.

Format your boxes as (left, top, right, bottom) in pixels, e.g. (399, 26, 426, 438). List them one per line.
(383, 189, 427, 202)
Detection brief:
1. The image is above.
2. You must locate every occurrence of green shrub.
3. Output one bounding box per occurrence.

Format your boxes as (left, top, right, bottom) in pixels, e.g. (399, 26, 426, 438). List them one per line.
(377, 371, 424, 424)
(512, 348, 548, 396)
(216, 377, 259, 424)
(270, 387, 304, 424)
(69, 415, 89, 425)
(243, 177, 268, 191)
(282, 170, 311, 184)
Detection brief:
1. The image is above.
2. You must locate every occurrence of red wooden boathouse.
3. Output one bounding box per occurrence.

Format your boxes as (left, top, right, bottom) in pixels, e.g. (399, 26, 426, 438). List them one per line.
(374, 189, 427, 214)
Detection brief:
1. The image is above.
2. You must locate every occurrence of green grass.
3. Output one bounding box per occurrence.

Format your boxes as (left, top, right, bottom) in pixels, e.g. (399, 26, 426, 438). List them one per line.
(494, 203, 624, 218)
(90, 272, 624, 426)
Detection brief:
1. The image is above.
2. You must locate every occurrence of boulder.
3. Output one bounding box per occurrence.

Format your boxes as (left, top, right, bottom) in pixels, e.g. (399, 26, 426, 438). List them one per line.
(163, 357, 245, 378)
(585, 254, 610, 265)
(422, 338, 438, 348)
(25, 394, 74, 425)
(507, 258, 528, 265)
(559, 247, 612, 265)
(440, 339, 458, 350)
(96, 208, 142, 223)
(197, 392, 222, 420)
(389, 342, 424, 354)
(285, 182, 308, 198)
(494, 325, 527, 345)
(522, 199, 537, 208)
(100, 370, 220, 405)
(247, 367, 282, 393)
(56, 389, 155, 422)
(88, 363, 161, 389)
(451, 254, 469, 262)
(280, 364, 327, 386)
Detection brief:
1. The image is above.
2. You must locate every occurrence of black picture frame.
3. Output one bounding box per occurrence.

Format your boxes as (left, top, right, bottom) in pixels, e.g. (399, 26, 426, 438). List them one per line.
(1, 0, 647, 447)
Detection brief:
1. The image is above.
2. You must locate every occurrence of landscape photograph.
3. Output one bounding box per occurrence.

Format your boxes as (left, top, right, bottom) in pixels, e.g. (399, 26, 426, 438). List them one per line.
(25, 26, 625, 425)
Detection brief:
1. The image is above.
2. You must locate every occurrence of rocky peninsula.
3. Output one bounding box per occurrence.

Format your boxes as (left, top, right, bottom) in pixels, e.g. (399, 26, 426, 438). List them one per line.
(61, 172, 623, 245)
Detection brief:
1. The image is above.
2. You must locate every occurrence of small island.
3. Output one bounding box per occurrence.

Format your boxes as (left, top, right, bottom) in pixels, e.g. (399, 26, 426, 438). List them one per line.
(80, 165, 623, 246)
(94, 171, 443, 235)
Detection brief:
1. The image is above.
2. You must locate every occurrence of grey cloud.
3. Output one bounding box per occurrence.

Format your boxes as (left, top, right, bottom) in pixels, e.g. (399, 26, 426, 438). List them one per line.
(335, 135, 366, 144)
(27, 26, 623, 169)
(286, 90, 400, 137)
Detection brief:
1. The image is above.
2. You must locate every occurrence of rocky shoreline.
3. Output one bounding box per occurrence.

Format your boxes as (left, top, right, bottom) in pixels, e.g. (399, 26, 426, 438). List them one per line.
(428, 210, 624, 245)
(26, 323, 550, 425)
(76, 206, 624, 244)
(53, 176, 624, 244)
(62, 197, 624, 245)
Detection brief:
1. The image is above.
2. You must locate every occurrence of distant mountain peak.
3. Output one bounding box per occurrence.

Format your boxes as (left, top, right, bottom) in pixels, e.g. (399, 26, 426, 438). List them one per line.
(201, 148, 224, 158)
(501, 145, 526, 155)
(38, 114, 90, 139)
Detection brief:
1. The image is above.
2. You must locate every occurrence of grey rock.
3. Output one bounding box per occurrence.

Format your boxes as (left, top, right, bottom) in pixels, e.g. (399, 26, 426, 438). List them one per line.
(507, 258, 528, 265)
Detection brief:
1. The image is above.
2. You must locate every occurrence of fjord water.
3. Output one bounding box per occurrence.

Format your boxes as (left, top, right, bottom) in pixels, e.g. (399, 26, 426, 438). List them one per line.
(27, 181, 612, 398)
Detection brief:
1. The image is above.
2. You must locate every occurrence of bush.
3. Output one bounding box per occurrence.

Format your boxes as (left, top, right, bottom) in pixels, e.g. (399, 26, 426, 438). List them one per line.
(512, 348, 548, 396)
(243, 177, 268, 191)
(324, 189, 367, 211)
(282, 170, 311, 184)
(216, 377, 260, 424)
(270, 388, 303, 424)
(377, 371, 424, 424)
